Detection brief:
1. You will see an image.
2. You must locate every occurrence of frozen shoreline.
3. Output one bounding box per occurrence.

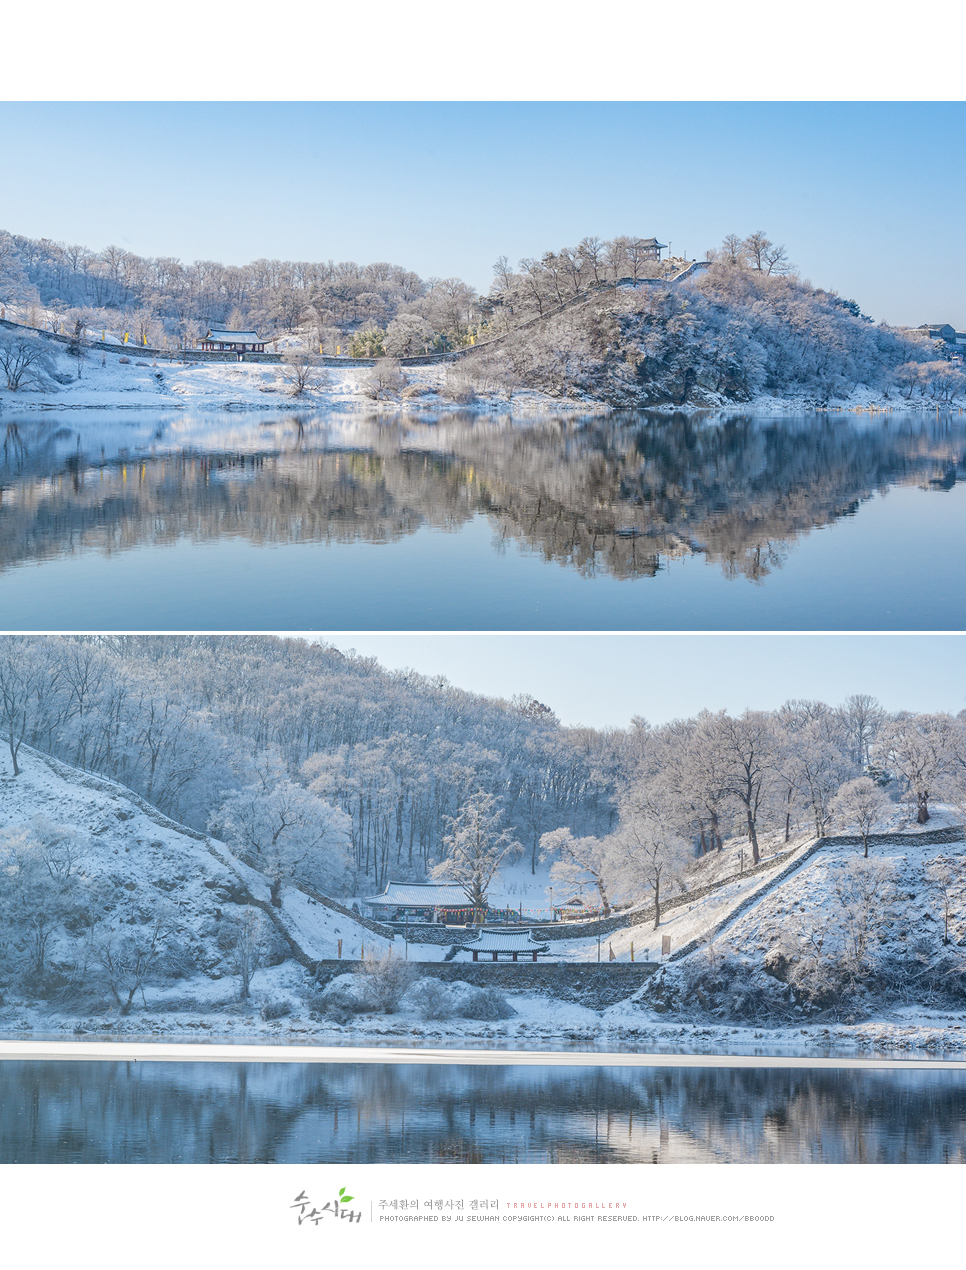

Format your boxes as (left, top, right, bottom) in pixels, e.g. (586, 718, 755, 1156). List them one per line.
(2, 1000, 963, 1063)
(1, 353, 957, 418)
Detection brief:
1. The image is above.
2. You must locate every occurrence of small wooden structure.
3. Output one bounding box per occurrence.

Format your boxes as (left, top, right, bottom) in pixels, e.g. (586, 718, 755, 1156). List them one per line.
(198, 328, 266, 353)
(454, 929, 551, 963)
(553, 896, 587, 921)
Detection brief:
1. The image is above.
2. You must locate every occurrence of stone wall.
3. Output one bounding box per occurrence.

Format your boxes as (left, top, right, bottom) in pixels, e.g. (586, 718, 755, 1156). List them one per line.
(536, 824, 966, 946)
(665, 824, 965, 963)
(313, 958, 660, 1005)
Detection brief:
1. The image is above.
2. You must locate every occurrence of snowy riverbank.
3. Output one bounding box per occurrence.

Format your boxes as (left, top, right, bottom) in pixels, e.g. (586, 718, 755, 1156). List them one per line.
(0, 350, 957, 417)
(2, 993, 963, 1061)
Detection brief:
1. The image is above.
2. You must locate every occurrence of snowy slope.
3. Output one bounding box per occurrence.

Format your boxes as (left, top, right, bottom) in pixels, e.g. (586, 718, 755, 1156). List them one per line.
(0, 743, 389, 980)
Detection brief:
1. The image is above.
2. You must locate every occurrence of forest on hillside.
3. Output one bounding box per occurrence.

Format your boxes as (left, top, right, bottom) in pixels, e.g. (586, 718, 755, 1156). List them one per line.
(2, 635, 966, 904)
(2, 227, 956, 405)
(2, 635, 966, 1019)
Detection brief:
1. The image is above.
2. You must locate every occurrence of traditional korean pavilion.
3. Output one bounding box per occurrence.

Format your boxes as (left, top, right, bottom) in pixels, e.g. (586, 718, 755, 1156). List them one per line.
(452, 929, 551, 962)
(198, 328, 266, 353)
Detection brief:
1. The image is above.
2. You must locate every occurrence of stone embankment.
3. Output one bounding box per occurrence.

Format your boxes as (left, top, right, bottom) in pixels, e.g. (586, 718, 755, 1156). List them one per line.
(313, 958, 659, 1006)
(667, 824, 966, 963)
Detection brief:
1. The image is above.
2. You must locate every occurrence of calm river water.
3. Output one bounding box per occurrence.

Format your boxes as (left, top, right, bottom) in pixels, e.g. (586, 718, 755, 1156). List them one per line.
(2, 408, 966, 629)
(3, 1060, 965, 1164)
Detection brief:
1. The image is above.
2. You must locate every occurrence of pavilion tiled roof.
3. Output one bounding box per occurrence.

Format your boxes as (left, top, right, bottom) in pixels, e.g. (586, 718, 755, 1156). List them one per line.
(203, 329, 263, 342)
(460, 928, 550, 953)
(364, 882, 472, 907)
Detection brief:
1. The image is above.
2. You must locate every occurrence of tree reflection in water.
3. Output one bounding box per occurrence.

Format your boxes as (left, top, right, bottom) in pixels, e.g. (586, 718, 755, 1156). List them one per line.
(2, 410, 965, 585)
(2, 1061, 965, 1164)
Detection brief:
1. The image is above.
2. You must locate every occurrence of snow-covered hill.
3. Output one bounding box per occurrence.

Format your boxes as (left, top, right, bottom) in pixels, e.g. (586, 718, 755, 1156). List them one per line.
(0, 743, 390, 1013)
(2, 740, 964, 1057)
(602, 820, 966, 1039)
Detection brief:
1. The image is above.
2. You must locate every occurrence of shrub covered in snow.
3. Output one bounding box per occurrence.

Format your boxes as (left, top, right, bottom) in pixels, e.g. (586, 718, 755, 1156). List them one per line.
(259, 997, 292, 1021)
(406, 977, 455, 1020)
(454, 985, 515, 1020)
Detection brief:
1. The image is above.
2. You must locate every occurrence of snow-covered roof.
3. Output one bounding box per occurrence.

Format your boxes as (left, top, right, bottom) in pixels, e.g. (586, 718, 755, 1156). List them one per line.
(463, 928, 549, 952)
(365, 882, 471, 907)
(202, 329, 263, 342)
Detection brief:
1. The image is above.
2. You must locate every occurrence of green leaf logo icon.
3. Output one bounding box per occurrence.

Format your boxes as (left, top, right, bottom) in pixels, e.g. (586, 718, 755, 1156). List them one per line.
(340, 1187, 354, 1204)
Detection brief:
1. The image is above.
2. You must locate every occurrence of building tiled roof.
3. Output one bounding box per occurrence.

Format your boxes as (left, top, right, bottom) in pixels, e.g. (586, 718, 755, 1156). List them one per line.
(462, 928, 549, 952)
(364, 882, 471, 907)
(203, 329, 263, 343)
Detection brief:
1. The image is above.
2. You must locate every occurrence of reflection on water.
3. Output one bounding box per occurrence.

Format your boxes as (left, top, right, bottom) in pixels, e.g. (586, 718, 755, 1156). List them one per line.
(2, 1061, 965, 1163)
(2, 409, 966, 629)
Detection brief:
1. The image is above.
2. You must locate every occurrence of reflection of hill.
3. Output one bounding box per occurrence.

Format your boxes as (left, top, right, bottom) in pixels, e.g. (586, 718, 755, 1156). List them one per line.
(1, 411, 964, 581)
(2, 1061, 965, 1164)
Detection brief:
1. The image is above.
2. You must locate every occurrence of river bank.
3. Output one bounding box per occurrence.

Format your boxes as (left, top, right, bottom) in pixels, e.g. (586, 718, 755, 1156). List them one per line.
(1, 352, 958, 417)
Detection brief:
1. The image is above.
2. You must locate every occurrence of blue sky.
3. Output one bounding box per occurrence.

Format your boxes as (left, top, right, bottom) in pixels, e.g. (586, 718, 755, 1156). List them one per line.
(311, 633, 966, 728)
(2, 101, 964, 327)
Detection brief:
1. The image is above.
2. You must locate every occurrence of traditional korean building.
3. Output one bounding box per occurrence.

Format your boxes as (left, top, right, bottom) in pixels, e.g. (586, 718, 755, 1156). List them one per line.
(198, 328, 266, 353)
(452, 929, 551, 962)
(362, 881, 477, 925)
(640, 238, 667, 259)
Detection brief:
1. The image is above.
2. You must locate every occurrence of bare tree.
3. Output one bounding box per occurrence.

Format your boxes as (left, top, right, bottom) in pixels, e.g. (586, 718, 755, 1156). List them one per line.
(229, 908, 266, 1000)
(830, 776, 893, 857)
(281, 350, 325, 397)
(92, 909, 179, 1016)
(873, 712, 958, 824)
(0, 329, 58, 391)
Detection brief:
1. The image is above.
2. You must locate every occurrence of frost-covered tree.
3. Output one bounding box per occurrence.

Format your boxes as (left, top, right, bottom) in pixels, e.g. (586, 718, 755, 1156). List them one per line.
(0, 231, 37, 310)
(384, 312, 436, 357)
(209, 753, 352, 905)
(539, 827, 613, 916)
(0, 329, 58, 391)
(873, 712, 958, 823)
(0, 824, 88, 991)
(0, 636, 62, 776)
(430, 790, 519, 919)
(777, 703, 852, 838)
(705, 710, 781, 864)
(831, 859, 896, 983)
(830, 776, 893, 857)
(837, 693, 886, 773)
(359, 357, 406, 399)
(226, 908, 266, 1000)
(925, 857, 962, 946)
(607, 799, 690, 928)
(281, 350, 325, 396)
